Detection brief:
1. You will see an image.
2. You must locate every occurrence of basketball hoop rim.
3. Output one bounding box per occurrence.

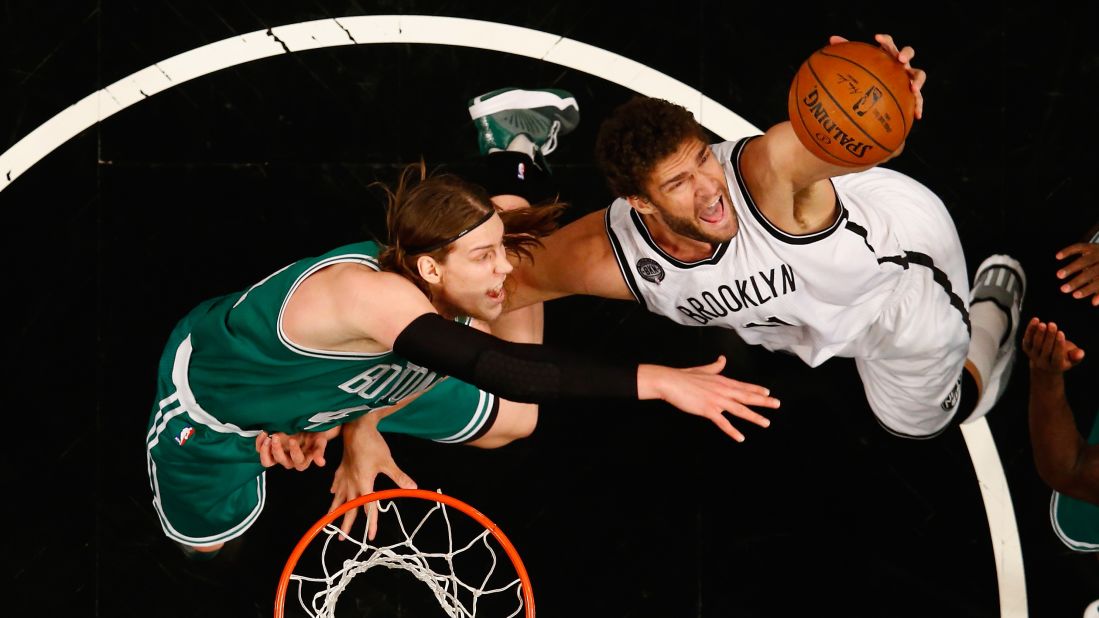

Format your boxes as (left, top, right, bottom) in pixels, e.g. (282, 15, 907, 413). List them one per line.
(274, 488, 535, 617)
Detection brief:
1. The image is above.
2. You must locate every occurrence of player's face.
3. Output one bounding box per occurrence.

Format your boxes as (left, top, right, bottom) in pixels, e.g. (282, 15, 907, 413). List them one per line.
(431, 213, 512, 321)
(639, 137, 737, 245)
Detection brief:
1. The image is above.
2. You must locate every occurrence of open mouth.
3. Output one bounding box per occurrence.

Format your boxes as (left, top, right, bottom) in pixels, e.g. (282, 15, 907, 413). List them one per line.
(486, 282, 506, 302)
(699, 195, 725, 224)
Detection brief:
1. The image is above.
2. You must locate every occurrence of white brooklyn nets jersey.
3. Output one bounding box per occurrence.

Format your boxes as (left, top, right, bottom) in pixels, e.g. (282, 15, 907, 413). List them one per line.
(605, 138, 973, 437)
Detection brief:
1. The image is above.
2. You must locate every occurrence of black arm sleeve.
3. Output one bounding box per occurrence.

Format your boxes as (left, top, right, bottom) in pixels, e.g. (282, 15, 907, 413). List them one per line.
(392, 313, 637, 403)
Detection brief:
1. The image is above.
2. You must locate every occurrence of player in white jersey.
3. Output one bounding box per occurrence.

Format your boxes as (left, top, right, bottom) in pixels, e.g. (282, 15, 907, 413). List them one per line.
(506, 34, 1026, 438)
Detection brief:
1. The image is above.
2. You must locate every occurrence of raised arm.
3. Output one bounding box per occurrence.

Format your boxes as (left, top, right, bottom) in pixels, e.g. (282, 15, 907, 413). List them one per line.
(749, 34, 928, 198)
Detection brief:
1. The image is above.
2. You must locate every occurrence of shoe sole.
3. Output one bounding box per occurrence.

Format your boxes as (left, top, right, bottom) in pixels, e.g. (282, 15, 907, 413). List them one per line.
(469, 90, 579, 119)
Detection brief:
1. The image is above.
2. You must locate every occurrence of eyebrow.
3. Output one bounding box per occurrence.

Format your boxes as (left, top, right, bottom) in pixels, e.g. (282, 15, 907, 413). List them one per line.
(657, 144, 709, 192)
(466, 242, 497, 254)
(659, 171, 689, 192)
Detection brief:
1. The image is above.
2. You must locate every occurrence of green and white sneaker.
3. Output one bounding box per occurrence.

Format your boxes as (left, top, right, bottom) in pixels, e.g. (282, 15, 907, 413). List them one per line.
(468, 88, 580, 162)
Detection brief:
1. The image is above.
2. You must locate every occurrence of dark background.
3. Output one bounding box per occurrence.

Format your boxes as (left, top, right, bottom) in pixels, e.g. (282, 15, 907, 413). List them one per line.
(3, 2, 1098, 616)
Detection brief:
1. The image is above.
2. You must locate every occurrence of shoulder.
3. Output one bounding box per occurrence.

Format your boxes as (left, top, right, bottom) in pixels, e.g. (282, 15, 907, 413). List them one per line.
(286, 263, 431, 321)
(292, 263, 435, 348)
(327, 266, 426, 308)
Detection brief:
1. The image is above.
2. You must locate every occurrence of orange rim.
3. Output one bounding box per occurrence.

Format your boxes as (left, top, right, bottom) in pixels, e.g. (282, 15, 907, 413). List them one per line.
(274, 488, 535, 617)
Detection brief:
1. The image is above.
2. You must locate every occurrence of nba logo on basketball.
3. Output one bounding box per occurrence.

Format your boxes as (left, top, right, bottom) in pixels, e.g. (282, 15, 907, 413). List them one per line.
(175, 426, 195, 446)
(853, 86, 882, 117)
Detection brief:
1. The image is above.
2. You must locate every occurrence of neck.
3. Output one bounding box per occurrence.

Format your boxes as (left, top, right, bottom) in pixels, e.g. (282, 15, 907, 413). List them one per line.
(429, 296, 458, 321)
(641, 212, 718, 263)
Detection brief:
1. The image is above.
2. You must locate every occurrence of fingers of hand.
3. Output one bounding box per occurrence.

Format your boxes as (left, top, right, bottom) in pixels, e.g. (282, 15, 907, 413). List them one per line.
(910, 69, 927, 93)
(706, 355, 727, 373)
(875, 34, 899, 57)
(1061, 263, 1096, 290)
(289, 438, 308, 471)
(897, 45, 915, 65)
(367, 503, 379, 541)
(1022, 317, 1040, 352)
(1057, 243, 1098, 262)
(387, 467, 418, 490)
(1057, 259, 1085, 281)
(312, 437, 328, 467)
(269, 435, 291, 469)
(257, 434, 276, 468)
(725, 404, 771, 428)
(730, 388, 781, 409)
(1040, 322, 1059, 361)
(712, 415, 745, 442)
(1067, 275, 1099, 299)
(829, 35, 849, 45)
(339, 508, 357, 541)
(725, 379, 771, 395)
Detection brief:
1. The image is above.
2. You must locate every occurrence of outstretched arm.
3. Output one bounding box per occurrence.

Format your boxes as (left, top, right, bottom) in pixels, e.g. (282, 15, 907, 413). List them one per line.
(1022, 317, 1099, 505)
(753, 33, 929, 200)
(289, 265, 779, 441)
(393, 312, 779, 442)
(506, 208, 636, 310)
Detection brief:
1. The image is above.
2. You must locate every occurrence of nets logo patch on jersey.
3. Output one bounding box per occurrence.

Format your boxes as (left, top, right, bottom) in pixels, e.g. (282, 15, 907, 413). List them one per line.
(174, 426, 195, 446)
(941, 378, 961, 412)
(636, 258, 665, 284)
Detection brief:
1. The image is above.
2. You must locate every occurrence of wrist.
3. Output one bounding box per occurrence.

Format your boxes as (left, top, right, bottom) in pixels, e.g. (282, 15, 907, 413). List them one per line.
(635, 364, 665, 401)
(1028, 366, 1065, 384)
(344, 412, 382, 434)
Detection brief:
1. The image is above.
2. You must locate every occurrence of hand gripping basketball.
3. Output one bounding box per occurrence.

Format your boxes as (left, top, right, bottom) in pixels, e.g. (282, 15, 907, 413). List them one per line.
(788, 34, 921, 167)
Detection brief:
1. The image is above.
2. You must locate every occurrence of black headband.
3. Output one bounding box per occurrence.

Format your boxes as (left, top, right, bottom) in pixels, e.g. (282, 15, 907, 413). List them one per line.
(403, 208, 496, 255)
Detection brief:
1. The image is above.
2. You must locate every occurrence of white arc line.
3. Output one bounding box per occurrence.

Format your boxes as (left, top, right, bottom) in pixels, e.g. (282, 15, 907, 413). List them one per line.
(0, 14, 1026, 618)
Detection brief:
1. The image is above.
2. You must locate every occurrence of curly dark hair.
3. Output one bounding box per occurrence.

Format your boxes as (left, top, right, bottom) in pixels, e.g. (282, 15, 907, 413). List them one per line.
(594, 96, 708, 199)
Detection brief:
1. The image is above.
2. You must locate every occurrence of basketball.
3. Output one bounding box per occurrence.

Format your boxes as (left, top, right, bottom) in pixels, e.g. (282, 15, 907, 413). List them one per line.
(787, 41, 916, 167)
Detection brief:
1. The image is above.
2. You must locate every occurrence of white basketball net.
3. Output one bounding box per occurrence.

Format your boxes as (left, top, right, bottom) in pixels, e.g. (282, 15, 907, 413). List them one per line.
(286, 497, 526, 617)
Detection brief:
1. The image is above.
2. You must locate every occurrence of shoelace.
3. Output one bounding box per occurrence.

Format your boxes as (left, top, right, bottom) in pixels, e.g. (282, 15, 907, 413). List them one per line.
(541, 120, 561, 156)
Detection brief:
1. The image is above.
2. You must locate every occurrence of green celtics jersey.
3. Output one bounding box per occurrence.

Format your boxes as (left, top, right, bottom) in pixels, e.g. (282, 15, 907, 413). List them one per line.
(180, 241, 456, 435)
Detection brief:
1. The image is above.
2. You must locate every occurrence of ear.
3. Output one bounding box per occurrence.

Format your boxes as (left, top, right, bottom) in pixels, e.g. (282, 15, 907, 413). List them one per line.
(627, 195, 656, 215)
(416, 255, 442, 284)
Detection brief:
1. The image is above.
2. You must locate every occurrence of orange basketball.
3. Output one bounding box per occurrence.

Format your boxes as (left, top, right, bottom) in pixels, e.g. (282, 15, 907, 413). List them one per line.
(787, 41, 916, 167)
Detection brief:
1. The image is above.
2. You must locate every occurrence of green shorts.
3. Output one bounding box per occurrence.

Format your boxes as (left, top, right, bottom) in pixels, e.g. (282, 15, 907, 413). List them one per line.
(1051, 491, 1099, 552)
(145, 299, 500, 545)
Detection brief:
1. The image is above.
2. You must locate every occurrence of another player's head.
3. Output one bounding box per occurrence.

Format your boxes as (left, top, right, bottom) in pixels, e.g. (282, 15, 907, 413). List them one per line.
(595, 96, 737, 245)
(378, 163, 560, 321)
